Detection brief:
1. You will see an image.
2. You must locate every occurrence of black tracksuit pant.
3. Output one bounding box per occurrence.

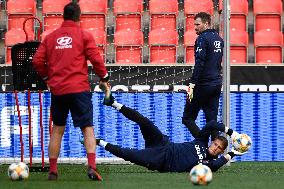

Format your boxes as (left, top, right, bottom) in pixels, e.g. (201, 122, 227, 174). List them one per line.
(105, 106, 170, 171)
(182, 84, 222, 140)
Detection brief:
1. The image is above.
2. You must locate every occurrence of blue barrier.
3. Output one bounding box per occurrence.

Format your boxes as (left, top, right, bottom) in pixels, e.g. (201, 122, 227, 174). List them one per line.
(0, 92, 284, 161)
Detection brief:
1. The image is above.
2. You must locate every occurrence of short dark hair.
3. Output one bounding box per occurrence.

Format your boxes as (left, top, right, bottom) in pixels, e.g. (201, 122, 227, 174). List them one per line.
(194, 12, 211, 25)
(215, 135, 228, 150)
(63, 2, 81, 22)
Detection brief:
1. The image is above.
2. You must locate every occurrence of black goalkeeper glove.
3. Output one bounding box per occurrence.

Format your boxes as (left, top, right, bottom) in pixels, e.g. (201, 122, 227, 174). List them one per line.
(226, 128, 240, 138)
(227, 148, 247, 159)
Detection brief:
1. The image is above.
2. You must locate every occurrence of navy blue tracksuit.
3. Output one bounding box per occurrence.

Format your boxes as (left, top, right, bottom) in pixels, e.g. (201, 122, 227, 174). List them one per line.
(182, 29, 224, 140)
(105, 106, 228, 172)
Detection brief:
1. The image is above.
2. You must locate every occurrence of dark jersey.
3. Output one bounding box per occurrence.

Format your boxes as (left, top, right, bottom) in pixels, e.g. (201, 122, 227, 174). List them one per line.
(190, 29, 224, 86)
(162, 121, 228, 172)
(104, 106, 229, 173)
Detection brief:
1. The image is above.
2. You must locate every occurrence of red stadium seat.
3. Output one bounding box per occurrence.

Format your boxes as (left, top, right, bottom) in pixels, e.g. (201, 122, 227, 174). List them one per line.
(149, 0, 178, 31)
(151, 14, 177, 31)
(115, 15, 142, 32)
(79, 0, 107, 14)
(184, 0, 213, 31)
(6, 0, 36, 32)
(42, 0, 70, 31)
(254, 29, 283, 64)
(230, 28, 248, 64)
(114, 29, 144, 64)
(4, 28, 34, 65)
(80, 15, 105, 31)
(254, 0, 283, 31)
(114, 0, 143, 32)
(184, 31, 197, 64)
(230, 0, 248, 31)
(8, 15, 34, 31)
(114, 0, 142, 13)
(7, 0, 36, 15)
(5, 28, 34, 46)
(149, 29, 178, 64)
(79, 0, 107, 31)
(87, 29, 107, 62)
(43, 16, 63, 31)
(42, 0, 71, 14)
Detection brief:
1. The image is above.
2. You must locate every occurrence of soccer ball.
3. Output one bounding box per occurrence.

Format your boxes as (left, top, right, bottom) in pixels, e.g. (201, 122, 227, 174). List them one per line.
(232, 133, 252, 153)
(8, 162, 29, 181)
(189, 164, 212, 185)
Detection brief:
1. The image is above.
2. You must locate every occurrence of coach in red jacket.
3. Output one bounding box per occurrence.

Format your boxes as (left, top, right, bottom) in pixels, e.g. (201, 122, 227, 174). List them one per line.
(33, 2, 108, 181)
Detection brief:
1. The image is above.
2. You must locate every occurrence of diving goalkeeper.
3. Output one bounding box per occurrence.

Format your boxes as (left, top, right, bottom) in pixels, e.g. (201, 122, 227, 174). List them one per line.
(92, 94, 245, 172)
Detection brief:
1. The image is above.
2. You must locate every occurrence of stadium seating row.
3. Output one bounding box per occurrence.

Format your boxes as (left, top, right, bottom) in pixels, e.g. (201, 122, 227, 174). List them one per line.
(4, 0, 284, 32)
(5, 27, 283, 64)
(5, 0, 283, 32)
(219, 0, 283, 31)
(3, 0, 284, 64)
(186, 28, 283, 64)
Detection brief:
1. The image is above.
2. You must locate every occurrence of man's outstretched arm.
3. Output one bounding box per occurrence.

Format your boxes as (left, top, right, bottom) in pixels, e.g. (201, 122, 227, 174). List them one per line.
(204, 149, 247, 172)
(203, 156, 228, 172)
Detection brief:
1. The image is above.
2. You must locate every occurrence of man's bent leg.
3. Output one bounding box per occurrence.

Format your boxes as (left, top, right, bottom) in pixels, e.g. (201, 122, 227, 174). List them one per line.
(105, 143, 165, 171)
(182, 100, 201, 138)
(119, 106, 165, 147)
(48, 125, 65, 179)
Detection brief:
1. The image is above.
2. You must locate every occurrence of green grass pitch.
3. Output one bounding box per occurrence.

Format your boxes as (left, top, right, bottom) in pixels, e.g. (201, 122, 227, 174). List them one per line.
(1, 162, 283, 189)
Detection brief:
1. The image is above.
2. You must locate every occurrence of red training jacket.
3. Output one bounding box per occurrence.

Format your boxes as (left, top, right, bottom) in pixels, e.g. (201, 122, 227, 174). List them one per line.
(33, 20, 108, 95)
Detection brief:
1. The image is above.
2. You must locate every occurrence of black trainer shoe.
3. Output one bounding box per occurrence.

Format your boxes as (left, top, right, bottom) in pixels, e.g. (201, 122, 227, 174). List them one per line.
(87, 167, 103, 181)
(48, 172, 58, 181)
(103, 93, 115, 106)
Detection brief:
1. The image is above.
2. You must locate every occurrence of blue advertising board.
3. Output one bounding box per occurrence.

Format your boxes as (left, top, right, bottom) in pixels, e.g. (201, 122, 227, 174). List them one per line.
(0, 92, 283, 161)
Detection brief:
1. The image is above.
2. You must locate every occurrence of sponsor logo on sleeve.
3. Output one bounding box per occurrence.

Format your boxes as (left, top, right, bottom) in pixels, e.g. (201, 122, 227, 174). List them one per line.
(214, 41, 222, 53)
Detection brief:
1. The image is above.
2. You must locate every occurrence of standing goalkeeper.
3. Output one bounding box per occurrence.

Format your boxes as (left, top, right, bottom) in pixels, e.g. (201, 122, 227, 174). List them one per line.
(92, 94, 245, 173)
(182, 12, 224, 141)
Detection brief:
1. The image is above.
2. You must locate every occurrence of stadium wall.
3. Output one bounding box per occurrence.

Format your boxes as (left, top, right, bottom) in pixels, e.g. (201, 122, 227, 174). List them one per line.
(0, 92, 283, 162)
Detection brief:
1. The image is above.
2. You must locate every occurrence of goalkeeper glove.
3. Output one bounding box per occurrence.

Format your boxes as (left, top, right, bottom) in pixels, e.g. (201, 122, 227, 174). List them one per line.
(186, 83, 195, 102)
(225, 127, 240, 140)
(227, 148, 247, 160)
(99, 81, 113, 105)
